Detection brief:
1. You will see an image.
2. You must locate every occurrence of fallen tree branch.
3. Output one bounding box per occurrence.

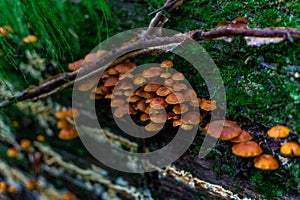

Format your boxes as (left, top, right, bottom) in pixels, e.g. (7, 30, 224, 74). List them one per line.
(1, 16, 300, 108)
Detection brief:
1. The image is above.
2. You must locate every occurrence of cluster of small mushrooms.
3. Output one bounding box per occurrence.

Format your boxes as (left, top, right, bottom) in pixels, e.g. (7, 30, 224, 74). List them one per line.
(205, 121, 300, 170)
(55, 109, 79, 140)
(67, 52, 216, 132)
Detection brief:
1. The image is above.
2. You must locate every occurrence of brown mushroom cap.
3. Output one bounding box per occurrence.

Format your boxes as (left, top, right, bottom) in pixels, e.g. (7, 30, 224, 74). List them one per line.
(205, 120, 242, 140)
(173, 83, 188, 92)
(230, 130, 252, 143)
(142, 67, 162, 78)
(183, 89, 197, 101)
(254, 154, 279, 170)
(134, 76, 146, 85)
(127, 95, 140, 103)
(25, 180, 36, 190)
(68, 59, 83, 71)
(20, 139, 31, 149)
(156, 86, 173, 96)
(94, 85, 110, 95)
(136, 99, 147, 112)
(189, 98, 202, 107)
(144, 82, 161, 92)
(173, 104, 189, 114)
(149, 97, 168, 109)
(104, 77, 118, 87)
(232, 141, 262, 157)
(182, 112, 202, 125)
(161, 60, 174, 68)
(150, 113, 167, 123)
(84, 50, 109, 62)
(280, 142, 300, 157)
(113, 105, 129, 118)
(114, 62, 135, 74)
(172, 72, 185, 81)
(140, 113, 150, 122)
(110, 98, 126, 107)
(107, 67, 119, 75)
(59, 128, 78, 140)
(173, 119, 182, 127)
(200, 100, 217, 111)
(57, 120, 70, 129)
(77, 76, 98, 91)
(165, 93, 185, 104)
(267, 125, 290, 138)
(55, 109, 79, 119)
(160, 72, 171, 79)
(180, 124, 194, 131)
(145, 122, 163, 132)
(164, 79, 175, 87)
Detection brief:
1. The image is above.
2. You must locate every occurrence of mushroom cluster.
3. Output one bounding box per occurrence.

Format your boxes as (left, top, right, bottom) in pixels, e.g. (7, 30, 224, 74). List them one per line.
(109, 60, 216, 131)
(205, 120, 279, 170)
(68, 58, 217, 132)
(55, 109, 80, 140)
(206, 122, 300, 170)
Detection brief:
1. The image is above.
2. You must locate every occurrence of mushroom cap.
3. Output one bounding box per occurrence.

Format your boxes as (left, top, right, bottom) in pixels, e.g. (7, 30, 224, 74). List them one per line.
(144, 82, 161, 92)
(84, 50, 109, 63)
(164, 79, 175, 87)
(62, 192, 75, 200)
(254, 154, 279, 170)
(142, 67, 162, 78)
(205, 120, 242, 140)
(114, 62, 135, 74)
(160, 72, 171, 79)
(25, 180, 36, 190)
(140, 113, 150, 122)
(77, 76, 98, 91)
(114, 105, 136, 117)
(200, 100, 217, 111)
(117, 81, 133, 90)
(173, 83, 188, 92)
(36, 135, 46, 142)
(149, 97, 168, 109)
(0, 181, 7, 193)
(94, 85, 110, 95)
(136, 99, 147, 112)
(267, 125, 290, 138)
(107, 67, 119, 75)
(119, 72, 134, 80)
(161, 60, 174, 68)
(156, 86, 173, 96)
(57, 120, 70, 129)
(55, 109, 79, 119)
(172, 72, 185, 81)
(230, 130, 252, 143)
(145, 122, 163, 132)
(134, 76, 146, 85)
(232, 141, 262, 157)
(183, 89, 197, 101)
(59, 128, 78, 140)
(134, 88, 155, 99)
(280, 142, 300, 157)
(68, 59, 83, 71)
(180, 124, 194, 131)
(101, 71, 111, 79)
(104, 77, 118, 87)
(182, 112, 202, 125)
(173, 104, 189, 114)
(127, 95, 140, 103)
(189, 98, 202, 107)
(20, 139, 31, 149)
(150, 113, 167, 123)
(7, 147, 19, 157)
(173, 119, 182, 127)
(110, 98, 126, 107)
(165, 93, 185, 104)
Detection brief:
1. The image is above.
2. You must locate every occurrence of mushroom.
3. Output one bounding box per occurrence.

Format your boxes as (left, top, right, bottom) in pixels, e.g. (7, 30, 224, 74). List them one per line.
(182, 112, 202, 125)
(149, 97, 168, 109)
(173, 83, 188, 92)
(84, 50, 109, 63)
(156, 86, 173, 97)
(58, 128, 78, 140)
(7, 185, 17, 193)
(110, 98, 126, 107)
(161, 60, 173, 72)
(205, 120, 242, 140)
(62, 192, 75, 200)
(20, 139, 32, 149)
(107, 67, 119, 75)
(145, 122, 163, 132)
(7, 147, 19, 157)
(230, 130, 252, 143)
(68, 59, 83, 71)
(173, 119, 182, 127)
(142, 67, 162, 79)
(232, 141, 262, 157)
(57, 120, 70, 129)
(0, 181, 7, 193)
(150, 113, 167, 123)
(165, 93, 185, 104)
(104, 77, 118, 87)
(180, 124, 194, 131)
(140, 113, 150, 122)
(173, 104, 189, 114)
(254, 154, 279, 170)
(55, 109, 79, 119)
(280, 142, 300, 157)
(25, 180, 36, 190)
(267, 125, 290, 143)
(144, 82, 161, 92)
(164, 79, 175, 87)
(134, 75, 147, 85)
(200, 100, 217, 111)
(172, 72, 185, 82)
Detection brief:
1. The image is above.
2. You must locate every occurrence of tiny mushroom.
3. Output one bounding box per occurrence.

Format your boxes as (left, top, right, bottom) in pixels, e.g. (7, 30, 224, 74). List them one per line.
(280, 142, 300, 157)
(145, 122, 163, 132)
(7, 147, 19, 157)
(161, 60, 173, 72)
(232, 141, 262, 157)
(59, 128, 78, 140)
(254, 154, 279, 170)
(20, 139, 31, 149)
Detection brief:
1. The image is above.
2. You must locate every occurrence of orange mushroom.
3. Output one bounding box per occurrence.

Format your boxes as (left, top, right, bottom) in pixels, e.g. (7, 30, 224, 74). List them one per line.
(200, 100, 217, 111)
(165, 93, 185, 104)
(156, 86, 173, 96)
(280, 142, 300, 157)
(23, 35, 38, 43)
(254, 154, 279, 170)
(25, 179, 36, 190)
(7, 147, 19, 157)
(205, 120, 242, 140)
(58, 128, 78, 140)
(149, 97, 168, 109)
(20, 139, 32, 149)
(68, 59, 83, 71)
(144, 82, 161, 92)
(182, 112, 202, 125)
(0, 181, 7, 193)
(145, 122, 163, 132)
(230, 130, 252, 143)
(149, 113, 167, 123)
(267, 125, 290, 139)
(232, 141, 262, 157)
